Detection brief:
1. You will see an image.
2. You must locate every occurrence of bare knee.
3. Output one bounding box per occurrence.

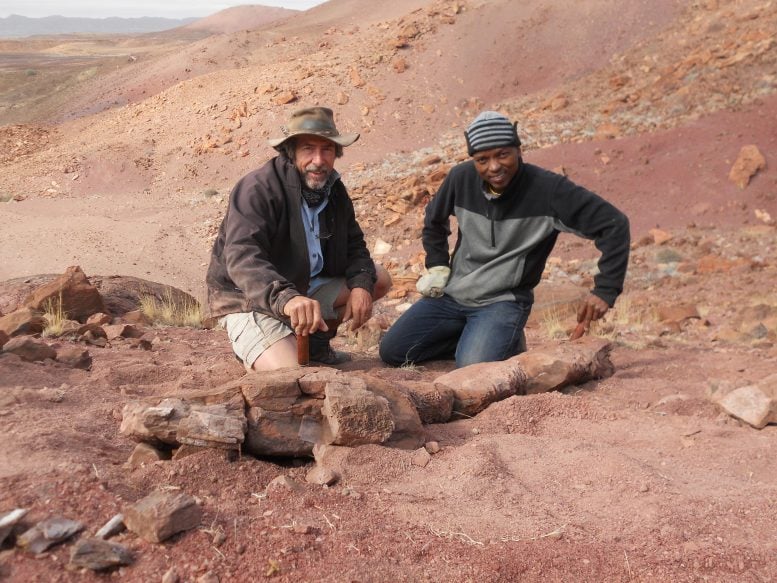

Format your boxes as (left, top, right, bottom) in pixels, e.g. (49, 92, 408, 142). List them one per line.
(373, 264, 392, 300)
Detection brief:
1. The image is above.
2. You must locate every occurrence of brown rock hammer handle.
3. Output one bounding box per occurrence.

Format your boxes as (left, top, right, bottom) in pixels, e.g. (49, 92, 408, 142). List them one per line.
(297, 334, 309, 366)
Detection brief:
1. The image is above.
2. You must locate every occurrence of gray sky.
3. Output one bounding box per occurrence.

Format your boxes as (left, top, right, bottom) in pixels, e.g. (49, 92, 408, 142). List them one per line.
(0, 1, 327, 19)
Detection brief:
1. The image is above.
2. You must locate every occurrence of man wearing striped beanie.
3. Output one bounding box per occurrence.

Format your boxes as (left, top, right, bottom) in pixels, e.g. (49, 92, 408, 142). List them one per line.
(380, 111, 630, 368)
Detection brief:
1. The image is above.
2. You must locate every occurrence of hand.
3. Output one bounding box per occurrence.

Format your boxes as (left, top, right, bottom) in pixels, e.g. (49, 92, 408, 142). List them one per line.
(574, 294, 610, 338)
(283, 296, 328, 336)
(342, 287, 373, 331)
(416, 266, 451, 298)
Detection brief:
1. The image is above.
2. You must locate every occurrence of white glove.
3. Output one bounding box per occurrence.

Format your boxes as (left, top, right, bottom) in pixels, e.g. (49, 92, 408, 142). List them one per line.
(416, 266, 451, 298)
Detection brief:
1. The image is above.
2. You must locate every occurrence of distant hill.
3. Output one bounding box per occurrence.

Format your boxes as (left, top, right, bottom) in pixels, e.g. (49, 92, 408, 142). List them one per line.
(182, 5, 298, 34)
(0, 14, 197, 38)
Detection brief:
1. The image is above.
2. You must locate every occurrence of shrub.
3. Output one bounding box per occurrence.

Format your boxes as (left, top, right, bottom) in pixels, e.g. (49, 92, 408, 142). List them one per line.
(139, 290, 203, 328)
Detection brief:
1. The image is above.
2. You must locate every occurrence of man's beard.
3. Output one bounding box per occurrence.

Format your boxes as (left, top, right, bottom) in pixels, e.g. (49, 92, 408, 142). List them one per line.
(303, 164, 331, 190)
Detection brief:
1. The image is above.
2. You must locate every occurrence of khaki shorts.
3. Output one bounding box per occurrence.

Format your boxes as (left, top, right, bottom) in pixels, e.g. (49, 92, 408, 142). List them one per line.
(220, 277, 344, 367)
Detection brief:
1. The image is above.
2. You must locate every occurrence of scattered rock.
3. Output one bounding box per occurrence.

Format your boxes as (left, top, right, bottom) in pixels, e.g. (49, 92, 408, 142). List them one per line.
(54, 345, 92, 370)
(424, 441, 440, 454)
(124, 490, 202, 543)
(0, 508, 28, 546)
(94, 514, 126, 540)
(17, 517, 84, 554)
(266, 475, 304, 494)
(0, 308, 46, 337)
(728, 144, 766, 189)
(305, 466, 340, 486)
(716, 375, 777, 429)
(411, 447, 431, 467)
(127, 443, 170, 468)
(2, 335, 57, 362)
(69, 537, 133, 571)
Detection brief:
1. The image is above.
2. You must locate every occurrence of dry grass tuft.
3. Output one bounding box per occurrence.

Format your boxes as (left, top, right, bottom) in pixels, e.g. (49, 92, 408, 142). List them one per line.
(139, 290, 203, 328)
(41, 294, 67, 337)
(539, 305, 571, 340)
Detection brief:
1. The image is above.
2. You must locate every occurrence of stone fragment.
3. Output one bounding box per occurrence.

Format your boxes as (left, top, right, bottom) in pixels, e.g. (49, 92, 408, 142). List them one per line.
(120, 399, 191, 445)
(24, 265, 106, 322)
(357, 374, 425, 449)
(2, 336, 57, 362)
(305, 466, 340, 486)
(69, 537, 134, 571)
(95, 514, 126, 539)
(266, 475, 304, 494)
(411, 448, 432, 467)
(424, 441, 440, 454)
(162, 568, 181, 583)
(127, 443, 170, 468)
(648, 228, 673, 245)
(86, 312, 112, 325)
(0, 308, 46, 337)
(0, 508, 28, 546)
(171, 444, 238, 462)
(17, 517, 84, 554)
(729, 144, 766, 189)
(123, 310, 152, 326)
(103, 324, 144, 340)
(124, 491, 201, 543)
(176, 406, 246, 449)
(55, 345, 92, 370)
(434, 360, 526, 417)
(718, 385, 776, 429)
(323, 379, 394, 446)
(512, 337, 614, 395)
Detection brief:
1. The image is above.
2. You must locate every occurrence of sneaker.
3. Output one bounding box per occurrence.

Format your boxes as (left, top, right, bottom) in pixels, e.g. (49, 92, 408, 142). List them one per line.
(310, 346, 352, 365)
(308, 332, 352, 365)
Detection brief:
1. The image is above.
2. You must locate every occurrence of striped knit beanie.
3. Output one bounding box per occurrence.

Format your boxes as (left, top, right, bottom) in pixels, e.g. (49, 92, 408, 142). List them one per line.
(464, 111, 521, 156)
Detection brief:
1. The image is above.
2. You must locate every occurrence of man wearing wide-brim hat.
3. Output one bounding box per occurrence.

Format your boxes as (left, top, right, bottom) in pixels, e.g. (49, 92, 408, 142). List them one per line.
(207, 106, 391, 370)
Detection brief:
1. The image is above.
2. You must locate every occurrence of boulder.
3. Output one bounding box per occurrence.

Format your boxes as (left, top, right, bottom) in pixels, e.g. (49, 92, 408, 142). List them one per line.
(24, 266, 105, 323)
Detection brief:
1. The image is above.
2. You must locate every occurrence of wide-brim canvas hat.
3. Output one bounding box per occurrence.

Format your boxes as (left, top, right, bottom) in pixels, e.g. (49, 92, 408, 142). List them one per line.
(268, 106, 360, 149)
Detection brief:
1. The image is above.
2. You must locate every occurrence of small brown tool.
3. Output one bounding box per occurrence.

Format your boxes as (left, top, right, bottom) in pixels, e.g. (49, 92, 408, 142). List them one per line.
(297, 334, 309, 366)
(569, 321, 587, 341)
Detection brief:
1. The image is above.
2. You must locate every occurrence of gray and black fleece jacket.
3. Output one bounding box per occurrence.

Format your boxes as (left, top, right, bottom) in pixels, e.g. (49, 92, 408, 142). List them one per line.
(422, 160, 630, 307)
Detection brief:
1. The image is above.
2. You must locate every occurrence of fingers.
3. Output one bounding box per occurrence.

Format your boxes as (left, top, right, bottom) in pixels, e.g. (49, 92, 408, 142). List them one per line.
(343, 289, 373, 331)
(284, 297, 326, 336)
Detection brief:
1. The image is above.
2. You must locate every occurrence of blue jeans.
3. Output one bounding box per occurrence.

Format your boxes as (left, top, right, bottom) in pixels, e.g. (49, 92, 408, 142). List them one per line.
(379, 295, 530, 368)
